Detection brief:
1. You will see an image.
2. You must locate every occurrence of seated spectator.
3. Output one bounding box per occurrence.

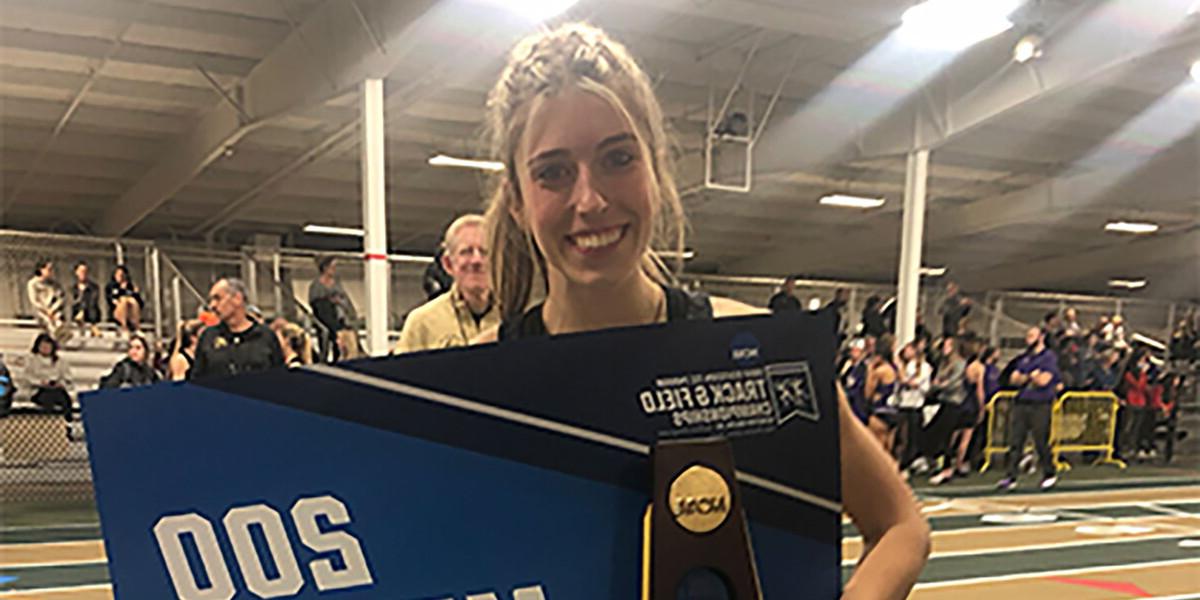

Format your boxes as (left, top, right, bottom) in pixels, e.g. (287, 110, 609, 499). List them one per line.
(27, 259, 69, 342)
(70, 261, 102, 336)
(105, 265, 144, 334)
(100, 335, 160, 389)
(168, 320, 204, 381)
(272, 320, 313, 368)
(191, 278, 284, 380)
(16, 333, 74, 416)
(768, 276, 802, 312)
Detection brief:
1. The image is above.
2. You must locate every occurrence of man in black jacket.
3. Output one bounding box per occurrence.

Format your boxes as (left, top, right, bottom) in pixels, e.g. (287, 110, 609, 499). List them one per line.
(190, 278, 283, 380)
(768, 276, 802, 313)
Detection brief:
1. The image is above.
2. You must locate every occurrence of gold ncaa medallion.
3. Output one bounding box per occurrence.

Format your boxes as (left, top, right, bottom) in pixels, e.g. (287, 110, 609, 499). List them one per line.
(668, 464, 731, 534)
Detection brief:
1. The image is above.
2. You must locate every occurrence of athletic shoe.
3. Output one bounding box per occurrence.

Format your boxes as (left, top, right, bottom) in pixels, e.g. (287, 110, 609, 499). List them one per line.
(910, 457, 931, 475)
(996, 477, 1017, 491)
(929, 471, 952, 486)
(1040, 476, 1058, 491)
(956, 465, 971, 477)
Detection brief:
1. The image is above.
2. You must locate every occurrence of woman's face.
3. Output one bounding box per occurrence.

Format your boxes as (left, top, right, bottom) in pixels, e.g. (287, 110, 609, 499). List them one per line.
(40, 262, 54, 279)
(75, 264, 88, 282)
(37, 340, 53, 356)
(128, 339, 146, 363)
(900, 345, 916, 362)
(513, 88, 656, 289)
(115, 269, 127, 284)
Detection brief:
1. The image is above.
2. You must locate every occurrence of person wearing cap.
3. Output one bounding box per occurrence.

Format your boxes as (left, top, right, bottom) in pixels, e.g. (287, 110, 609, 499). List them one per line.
(394, 215, 498, 354)
(190, 277, 283, 380)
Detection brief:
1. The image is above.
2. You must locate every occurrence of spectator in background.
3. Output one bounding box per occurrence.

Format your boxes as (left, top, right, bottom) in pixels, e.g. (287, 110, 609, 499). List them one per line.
(190, 278, 283, 380)
(895, 341, 932, 471)
(1170, 318, 1196, 362)
(1089, 348, 1122, 391)
(1120, 349, 1157, 460)
(997, 327, 1061, 492)
(100, 334, 159, 389)
(929, 336, 971, 485)
(1103, 315, 1129, 351)
(17, 332, 73, 417)
(862, 295, 887, 338)
(105, 265, 143, 335)
(824, 287, 850, 341)
(27, 259, 69, 342)
(395, 215, 499, 353)
(1042, 311, 1066, 358)
(769, 276, 802, 312)
(70, 261, 102, 336)
(1063, 306, 1084, 339)
(168, 319, 204, 381)
(840, 338, 870, 426)
(864, 334, 900, 460)
(309, 256, 358, 363)
(0, 355, 14, 418)
(273, 321, 313, 368)
(939, 281, 971, 337)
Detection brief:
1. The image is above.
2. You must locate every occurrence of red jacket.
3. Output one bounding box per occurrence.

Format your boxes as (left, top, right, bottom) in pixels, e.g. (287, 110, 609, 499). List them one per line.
(1123, 371, 1150, 408)
(1123, 370, 1169, 411)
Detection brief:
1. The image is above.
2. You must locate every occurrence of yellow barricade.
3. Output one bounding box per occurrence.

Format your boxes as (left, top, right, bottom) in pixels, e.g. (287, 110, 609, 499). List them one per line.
(981, 390, 1126, 473)
(980, 391, 1017, 473)
(1051, 392, 1126, 471)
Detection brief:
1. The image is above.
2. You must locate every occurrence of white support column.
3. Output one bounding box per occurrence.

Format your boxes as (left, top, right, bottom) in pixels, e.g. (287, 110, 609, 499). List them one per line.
(242, 254, 259, 306)
(895, 149, 929, 346)
(150, 247, 163, 341)
(272, 251, 283, 316)
(361, 78, 389, 356)
(990, 296, 1004, 348)
(172, 276, 183, 332)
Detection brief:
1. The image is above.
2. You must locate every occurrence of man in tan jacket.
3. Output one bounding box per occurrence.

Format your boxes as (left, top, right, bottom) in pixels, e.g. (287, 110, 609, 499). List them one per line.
(394, 215, 499, 354)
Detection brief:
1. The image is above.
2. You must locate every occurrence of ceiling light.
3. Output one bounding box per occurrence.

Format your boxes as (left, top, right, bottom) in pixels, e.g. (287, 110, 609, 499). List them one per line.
(808, 297, 823, 311)
(1191, 60, 1200, 83)
(1105, 221, 1159, 234)
(303, 224, 364, 237)
(1109, 279, 1147, 290)
(819, 194, 886, 209)
(900, 0, 1021, 51)
(920, 266, 947, 277)
(480, 0, 578, 21)
(428, 154, 505, 172)
(1013, 33, 1044, 63)
(655, 249, 696, 260)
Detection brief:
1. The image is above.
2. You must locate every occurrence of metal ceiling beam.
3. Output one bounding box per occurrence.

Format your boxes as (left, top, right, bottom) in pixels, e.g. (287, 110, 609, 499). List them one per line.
(91, 0, 443, 237)
(0, 27, 257, 77)
(729, 140, 1200, 276)
(605, 0, 875, 41)
(854, 0, 1199, 158)
(959, 229, 1199, 291)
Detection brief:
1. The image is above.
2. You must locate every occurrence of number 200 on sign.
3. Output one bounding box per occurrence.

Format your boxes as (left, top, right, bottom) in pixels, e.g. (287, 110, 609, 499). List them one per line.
(153, 495, 372, 599)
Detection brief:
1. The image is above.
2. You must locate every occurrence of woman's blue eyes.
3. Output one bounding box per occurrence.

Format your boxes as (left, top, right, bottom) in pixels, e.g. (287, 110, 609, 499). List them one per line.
(533, 149, 637, 185)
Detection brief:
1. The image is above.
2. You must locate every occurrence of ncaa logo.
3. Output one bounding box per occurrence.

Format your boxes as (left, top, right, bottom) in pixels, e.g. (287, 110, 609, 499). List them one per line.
(730, 332, 761, 365)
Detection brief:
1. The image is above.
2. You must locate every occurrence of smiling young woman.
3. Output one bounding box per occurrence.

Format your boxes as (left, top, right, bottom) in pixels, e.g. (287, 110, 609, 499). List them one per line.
(474, 23, 928, 598)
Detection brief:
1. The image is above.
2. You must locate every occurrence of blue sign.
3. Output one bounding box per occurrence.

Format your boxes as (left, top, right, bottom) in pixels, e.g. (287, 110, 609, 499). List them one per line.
(84, 313, 841, 599)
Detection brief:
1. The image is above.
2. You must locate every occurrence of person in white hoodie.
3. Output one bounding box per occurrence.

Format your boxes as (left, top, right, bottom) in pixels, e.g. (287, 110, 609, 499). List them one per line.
(895, 342, 932, 472)
(17, 332, 74, 417)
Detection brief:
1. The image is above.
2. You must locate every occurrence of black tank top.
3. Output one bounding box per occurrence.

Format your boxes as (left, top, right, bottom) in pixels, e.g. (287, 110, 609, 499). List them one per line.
(498, 285, 713, 341)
